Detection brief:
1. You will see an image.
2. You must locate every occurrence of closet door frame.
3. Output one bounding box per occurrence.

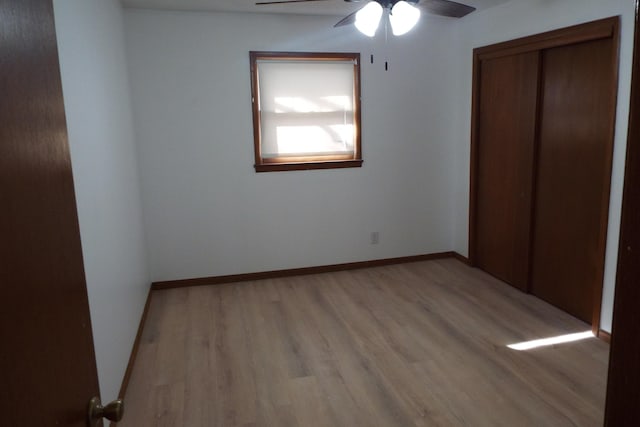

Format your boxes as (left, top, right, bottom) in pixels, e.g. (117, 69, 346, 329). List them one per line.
(469, 16, 620, 334)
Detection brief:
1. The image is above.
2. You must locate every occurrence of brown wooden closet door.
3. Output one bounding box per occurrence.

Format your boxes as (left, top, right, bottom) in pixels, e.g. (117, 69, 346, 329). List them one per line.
(530, 38, 616, 323)
(474, 52, 539, 291)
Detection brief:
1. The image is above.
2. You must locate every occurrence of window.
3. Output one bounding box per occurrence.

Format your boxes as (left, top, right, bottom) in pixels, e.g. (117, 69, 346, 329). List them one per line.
(250, 51, 362, 172)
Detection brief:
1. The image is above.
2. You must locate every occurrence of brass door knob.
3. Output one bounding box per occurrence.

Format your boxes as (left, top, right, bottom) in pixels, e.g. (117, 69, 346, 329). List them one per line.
(88, 396, 124, 426)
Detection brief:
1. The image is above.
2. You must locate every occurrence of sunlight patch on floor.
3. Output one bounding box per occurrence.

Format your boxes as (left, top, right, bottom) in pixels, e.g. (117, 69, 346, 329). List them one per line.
(507, 331, 594, 351)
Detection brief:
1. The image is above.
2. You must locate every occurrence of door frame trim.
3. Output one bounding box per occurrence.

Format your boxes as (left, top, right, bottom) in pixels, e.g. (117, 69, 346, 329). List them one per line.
(469, 16, 621, 334)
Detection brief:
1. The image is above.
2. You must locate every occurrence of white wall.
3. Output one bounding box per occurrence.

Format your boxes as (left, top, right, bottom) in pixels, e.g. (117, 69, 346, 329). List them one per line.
(53, 0, 150, 400)
(124, 10, 460, 282)
(450, 0, 635, 332)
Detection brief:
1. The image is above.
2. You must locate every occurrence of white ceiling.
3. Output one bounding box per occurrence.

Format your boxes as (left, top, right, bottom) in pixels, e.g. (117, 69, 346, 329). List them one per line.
(121, 0, 511, 17)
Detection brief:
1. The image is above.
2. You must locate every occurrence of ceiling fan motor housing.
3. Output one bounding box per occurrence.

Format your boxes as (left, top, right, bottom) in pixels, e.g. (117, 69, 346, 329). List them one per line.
(372, 0, 419, 7)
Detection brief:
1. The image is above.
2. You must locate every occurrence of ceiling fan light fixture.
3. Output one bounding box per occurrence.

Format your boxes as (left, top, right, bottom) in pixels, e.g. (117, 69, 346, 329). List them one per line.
(355, 1, 383, 37)
(389, 1, 421, 36)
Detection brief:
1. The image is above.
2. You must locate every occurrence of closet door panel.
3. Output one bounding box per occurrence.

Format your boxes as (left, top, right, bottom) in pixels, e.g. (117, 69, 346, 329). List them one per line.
(531, 38, 616, 323)
(475, 52, 539, 291)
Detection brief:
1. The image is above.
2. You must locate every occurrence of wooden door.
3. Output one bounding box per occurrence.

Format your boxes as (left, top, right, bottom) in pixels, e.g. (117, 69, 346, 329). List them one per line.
(530, 38, 617, 324)
(605, 2, 640, 422)
(0, 0, 101, 425)
(473, 52, 539, 291)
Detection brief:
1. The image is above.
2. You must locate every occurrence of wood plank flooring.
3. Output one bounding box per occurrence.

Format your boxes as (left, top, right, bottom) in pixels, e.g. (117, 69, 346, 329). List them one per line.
(118, 259, 609, 426)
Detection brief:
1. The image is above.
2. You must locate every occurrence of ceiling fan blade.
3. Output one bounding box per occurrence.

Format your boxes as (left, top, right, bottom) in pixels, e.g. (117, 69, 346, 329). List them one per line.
(334, 9, 359, 27)
(417, 0, 476, 18)
(256, 0, 330, 5)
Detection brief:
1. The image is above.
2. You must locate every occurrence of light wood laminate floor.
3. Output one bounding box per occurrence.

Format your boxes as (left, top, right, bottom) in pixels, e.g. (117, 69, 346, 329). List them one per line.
(119, 259, 609, 426)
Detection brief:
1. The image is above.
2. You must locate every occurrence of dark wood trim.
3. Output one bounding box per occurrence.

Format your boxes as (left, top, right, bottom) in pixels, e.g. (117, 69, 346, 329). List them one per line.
(255, 159, 363, 172)
(262, 153, 356, 163)
(598, 330, 611, 344)
(452, 252, 471, 265)
(250, 51, 262, 168)
(249, 51, 362, 61)
(524, 50, 544, 295)
(249, 51, 362, 173)
(117, 287, 153, 399)
(152, 252, 457, 290)
(474, 17, 618, 61)
(353, 51, 362, 161)
(468, 51, 480, 266)
(469, 16, 620, 333)
(605, 2, 640, 424)
(591, 16, 621, 335)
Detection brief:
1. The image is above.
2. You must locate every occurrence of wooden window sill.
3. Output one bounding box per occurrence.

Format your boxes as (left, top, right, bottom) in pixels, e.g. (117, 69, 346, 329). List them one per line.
(254, 159, 363, 173)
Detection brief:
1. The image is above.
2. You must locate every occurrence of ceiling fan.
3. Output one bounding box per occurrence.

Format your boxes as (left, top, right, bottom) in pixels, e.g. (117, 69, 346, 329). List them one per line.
(255, 0, 476, 36)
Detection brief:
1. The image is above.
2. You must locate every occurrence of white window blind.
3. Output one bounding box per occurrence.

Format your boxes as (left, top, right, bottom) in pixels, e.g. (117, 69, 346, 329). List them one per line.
(256, 59, 357, 159)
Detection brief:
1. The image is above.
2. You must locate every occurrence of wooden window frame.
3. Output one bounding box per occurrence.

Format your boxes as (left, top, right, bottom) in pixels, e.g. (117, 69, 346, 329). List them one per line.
(250, 51, 363, 173)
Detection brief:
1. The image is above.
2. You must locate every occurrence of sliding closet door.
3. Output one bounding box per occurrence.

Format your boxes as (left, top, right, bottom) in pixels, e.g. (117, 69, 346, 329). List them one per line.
(473, 52, 539, 291)
(530, 38, 617, 323)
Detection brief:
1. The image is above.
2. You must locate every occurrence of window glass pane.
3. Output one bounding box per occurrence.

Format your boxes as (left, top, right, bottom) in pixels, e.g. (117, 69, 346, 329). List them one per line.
(257, 60, 356, 158)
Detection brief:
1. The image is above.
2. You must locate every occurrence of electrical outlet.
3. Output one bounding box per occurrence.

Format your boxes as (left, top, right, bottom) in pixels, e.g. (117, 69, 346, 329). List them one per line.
(371, 232, 380, 245)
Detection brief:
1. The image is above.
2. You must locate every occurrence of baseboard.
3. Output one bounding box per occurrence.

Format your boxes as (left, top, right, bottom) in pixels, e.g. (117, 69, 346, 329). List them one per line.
(452, 252, 471, 265)
(152, 251, 458, 290)
(117, 287, 153, 400)
(598, 329, 611, 343)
